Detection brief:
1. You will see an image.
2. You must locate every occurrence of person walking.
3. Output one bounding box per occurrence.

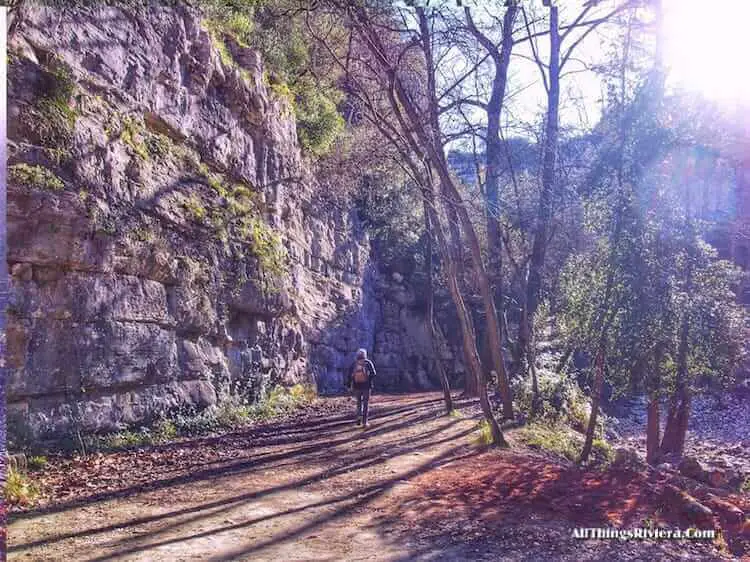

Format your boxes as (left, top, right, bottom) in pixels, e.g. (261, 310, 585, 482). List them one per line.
(346, 348, 377, 427)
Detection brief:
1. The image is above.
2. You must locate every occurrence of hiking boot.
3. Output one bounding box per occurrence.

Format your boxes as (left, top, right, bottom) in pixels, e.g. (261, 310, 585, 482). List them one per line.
(356, 417, 362, 426)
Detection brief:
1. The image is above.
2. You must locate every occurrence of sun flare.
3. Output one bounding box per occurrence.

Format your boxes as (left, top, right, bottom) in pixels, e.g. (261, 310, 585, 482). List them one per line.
(663, 0, 750, 103)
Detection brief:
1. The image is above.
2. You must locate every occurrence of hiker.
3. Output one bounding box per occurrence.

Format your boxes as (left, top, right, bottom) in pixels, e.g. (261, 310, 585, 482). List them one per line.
(346, 348, 377, 427)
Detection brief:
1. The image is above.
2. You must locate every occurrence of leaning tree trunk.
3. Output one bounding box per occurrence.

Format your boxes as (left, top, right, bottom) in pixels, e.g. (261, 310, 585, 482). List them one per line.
(424, 202, 453, 414)
(425, 200, 505, 445)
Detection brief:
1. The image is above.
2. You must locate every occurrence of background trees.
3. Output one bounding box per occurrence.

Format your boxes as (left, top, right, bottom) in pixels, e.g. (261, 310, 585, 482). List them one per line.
(206, 0, 748, 455)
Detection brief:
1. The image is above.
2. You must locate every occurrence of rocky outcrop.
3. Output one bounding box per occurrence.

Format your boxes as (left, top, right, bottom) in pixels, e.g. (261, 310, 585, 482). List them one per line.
(370, 272, 463, 392)
(6, 2, 377, 443)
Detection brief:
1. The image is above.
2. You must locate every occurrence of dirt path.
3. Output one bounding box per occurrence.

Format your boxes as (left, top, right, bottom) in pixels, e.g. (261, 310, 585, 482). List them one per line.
(9, 394, 480, 561)
(7, 393, 741, 561)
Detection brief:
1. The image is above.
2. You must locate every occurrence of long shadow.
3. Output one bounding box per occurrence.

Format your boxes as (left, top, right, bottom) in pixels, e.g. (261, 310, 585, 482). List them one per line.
(88, 442, 479, 561)
(13, 397, 450, 522)
(9, 420, 473, 554)
(206, 447, 481, 561)
(249, 415, 464, 474)
(88, 425, 477, 560)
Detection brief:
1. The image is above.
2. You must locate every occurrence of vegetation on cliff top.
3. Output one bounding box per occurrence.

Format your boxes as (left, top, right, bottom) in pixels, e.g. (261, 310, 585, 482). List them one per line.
(204, 0, 345, 156)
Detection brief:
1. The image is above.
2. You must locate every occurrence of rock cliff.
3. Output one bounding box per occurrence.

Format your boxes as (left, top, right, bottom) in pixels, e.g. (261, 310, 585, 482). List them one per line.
(6, 2, 449, 444)
(6, 2, 374, 442)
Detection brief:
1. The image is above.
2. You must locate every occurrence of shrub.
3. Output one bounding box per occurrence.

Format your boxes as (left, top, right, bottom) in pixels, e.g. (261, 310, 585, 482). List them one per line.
(472, 419, 494, 446)
(591, 438, 615, 466)
(269, 79, 295, 114)
(145, 132, 172, 159)
(295, 87, 345, 157)
(9, 163, 65, 191)
(240, 217, 288, 278)
(5, 466, 40, 507)
(513, 372, 594, 433)
(289, 383, 317, 403)
(27, 456, 48, 471)
(152, 419, 177, 443)
(215, 399, 252, 427)
(96, 430, 148, 450)
(204, 0, 259, 47)
(518, 423, 582, 462)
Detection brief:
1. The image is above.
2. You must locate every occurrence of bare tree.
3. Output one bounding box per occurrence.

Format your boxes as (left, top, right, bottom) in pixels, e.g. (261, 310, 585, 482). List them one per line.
(514, 1, 640, 414)
(307, 1, 508, 442)
(461, 4, 518, 403)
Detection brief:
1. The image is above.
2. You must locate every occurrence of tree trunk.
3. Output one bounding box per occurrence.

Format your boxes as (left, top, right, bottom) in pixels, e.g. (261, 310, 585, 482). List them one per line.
(580, 346, 605, 462)
(519, 306, 540, 416)
(662, 243, 693, 457)
(661, 394, 679, 454)
(523, 5, 560, 381)
(646, 395, 661, 465)
(674, 390, 690, 457)
(425, 201, 505, 445)
(464, 6, 517, 398)
(424, 202, 453, 414)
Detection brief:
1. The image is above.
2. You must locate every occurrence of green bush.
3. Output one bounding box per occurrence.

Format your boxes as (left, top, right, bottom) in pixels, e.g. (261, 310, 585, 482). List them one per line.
(120, 116, 149, 160)
(152, 419, 178, 443)
(240, 217, 288, 278)
(204, 0, 260, 46)
(4, 466, 40, 507)
(513, 372, 593, 432)
(296, 87, 345, 157)
(145, 132, 172, 159)
(9, 163, 65, 191)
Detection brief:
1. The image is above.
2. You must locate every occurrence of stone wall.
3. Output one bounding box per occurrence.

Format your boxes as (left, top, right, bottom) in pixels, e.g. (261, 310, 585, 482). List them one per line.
(6, 2, 378, 443)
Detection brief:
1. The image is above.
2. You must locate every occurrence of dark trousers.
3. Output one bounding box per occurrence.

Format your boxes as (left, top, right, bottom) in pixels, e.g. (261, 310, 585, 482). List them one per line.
(354, 388, 370, 424)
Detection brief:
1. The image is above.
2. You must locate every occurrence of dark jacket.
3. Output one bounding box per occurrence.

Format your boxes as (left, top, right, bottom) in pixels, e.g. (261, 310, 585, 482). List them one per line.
(346, 359, 376, 391)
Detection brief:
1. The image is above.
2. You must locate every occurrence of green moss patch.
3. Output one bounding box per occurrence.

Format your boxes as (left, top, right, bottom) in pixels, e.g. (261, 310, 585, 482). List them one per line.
(9, 163, 65, 191)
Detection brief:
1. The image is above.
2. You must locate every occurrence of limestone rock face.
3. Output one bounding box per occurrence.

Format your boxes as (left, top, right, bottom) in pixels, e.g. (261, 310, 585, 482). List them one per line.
(370, 274, 461, 392)
(6, 2, 380, 442)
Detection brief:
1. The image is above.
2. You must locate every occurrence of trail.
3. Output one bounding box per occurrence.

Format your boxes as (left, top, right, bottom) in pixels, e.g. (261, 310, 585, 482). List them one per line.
(7, 393, 738, 561)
